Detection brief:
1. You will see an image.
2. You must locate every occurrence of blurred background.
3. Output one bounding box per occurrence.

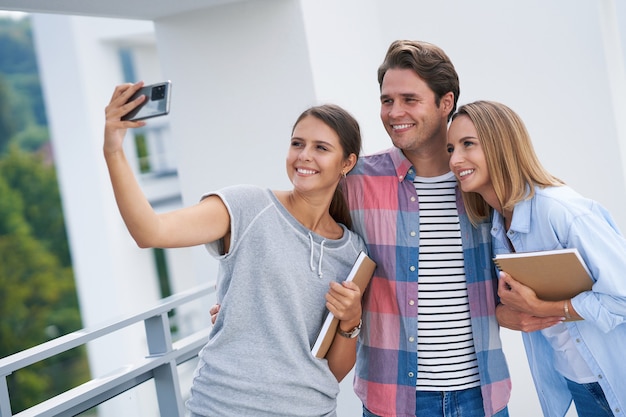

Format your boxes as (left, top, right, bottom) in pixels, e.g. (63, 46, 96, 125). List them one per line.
(0, 1, 624, 415)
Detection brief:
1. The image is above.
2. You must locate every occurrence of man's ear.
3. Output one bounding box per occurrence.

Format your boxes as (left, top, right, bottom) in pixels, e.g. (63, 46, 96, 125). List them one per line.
(441, 91, 455, 115)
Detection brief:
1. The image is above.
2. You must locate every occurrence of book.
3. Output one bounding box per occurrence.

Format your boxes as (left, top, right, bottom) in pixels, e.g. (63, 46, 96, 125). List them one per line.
(493, 248, 593, 302)
(311, 251, 376, 359)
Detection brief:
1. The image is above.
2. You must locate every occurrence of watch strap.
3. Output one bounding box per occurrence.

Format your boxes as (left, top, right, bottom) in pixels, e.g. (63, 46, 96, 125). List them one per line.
(337, 319, 362, 339)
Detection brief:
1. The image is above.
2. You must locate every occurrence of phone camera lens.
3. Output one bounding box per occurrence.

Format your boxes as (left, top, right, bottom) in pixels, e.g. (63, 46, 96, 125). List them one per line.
(151, 85, 166, 101)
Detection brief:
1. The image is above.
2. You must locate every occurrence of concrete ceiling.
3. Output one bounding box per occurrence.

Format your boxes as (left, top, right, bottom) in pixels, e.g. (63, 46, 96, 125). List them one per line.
(0, 0, 243, 20)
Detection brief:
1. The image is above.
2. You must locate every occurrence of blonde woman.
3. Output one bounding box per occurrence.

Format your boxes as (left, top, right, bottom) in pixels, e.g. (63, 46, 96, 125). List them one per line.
(446, 100, 625, 417)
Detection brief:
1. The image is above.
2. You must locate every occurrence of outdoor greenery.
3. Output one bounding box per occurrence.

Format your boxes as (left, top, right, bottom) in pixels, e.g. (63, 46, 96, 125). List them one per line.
(0, 15, 89, 413)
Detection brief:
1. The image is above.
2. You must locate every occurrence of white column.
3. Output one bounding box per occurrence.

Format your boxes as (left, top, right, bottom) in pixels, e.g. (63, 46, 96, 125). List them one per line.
(31, 14, 162, 416)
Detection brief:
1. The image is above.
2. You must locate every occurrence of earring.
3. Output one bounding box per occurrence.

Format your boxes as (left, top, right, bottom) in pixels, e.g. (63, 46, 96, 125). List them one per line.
(341, 171, 347, 178)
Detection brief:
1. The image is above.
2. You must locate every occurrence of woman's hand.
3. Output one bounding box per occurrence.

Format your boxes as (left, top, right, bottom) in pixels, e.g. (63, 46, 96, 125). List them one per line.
(498, 271, 572, 320)
(326, 280, 362, 331)
(104, 82, 147, 154)
(325, 280, 362, 382)
(498, 271, 541, 315)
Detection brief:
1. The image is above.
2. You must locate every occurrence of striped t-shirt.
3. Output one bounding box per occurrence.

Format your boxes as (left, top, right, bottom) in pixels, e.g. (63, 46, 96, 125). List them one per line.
(347, 147, 512, 416)
(414, 172, 480, 391)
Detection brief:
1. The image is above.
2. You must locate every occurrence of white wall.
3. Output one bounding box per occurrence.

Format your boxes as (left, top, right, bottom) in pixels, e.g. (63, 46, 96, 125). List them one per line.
(29, 0, 625, 415)
(152, 4, 625, 414)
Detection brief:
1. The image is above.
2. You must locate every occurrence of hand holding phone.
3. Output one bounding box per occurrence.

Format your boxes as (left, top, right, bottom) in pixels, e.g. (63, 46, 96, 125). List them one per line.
(121, 81, 172, 121)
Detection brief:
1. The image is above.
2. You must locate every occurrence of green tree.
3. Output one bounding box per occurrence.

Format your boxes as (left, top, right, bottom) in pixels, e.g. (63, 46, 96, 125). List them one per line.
(0, 177, 82, 411)
(0, 16, 90, 413)
(0, 16, 47, 153)
(0, 17, 38, 75)
(0, 148, 88, 413)
(0, 145, 71, 266)
(9, 72, 47, 127)
(0, 74, 17, 153)
(11, 124, 49, 152)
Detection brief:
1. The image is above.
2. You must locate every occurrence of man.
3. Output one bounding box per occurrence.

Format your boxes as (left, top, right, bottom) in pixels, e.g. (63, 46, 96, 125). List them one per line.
(342, 40, 511, 417)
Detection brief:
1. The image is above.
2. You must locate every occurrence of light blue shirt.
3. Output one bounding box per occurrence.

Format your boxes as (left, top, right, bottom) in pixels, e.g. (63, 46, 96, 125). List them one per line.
(491, 185, 626, 417)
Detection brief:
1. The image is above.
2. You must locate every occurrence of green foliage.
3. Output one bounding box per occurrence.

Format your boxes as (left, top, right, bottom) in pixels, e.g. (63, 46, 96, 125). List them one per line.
(0, 151, 89, 412)
(0, 16, 38, 74)
(0, 193, 70, 353)
(0, 16, 89, 413)
(0, 145, 71, 265)
(0, 74, 17, 153)
(0, 16, 47, 153)
(0, 169, 28, 236)
(11, 124, 49, 152)
(8, 72, 47, 127)
(134, 132, 151, 173)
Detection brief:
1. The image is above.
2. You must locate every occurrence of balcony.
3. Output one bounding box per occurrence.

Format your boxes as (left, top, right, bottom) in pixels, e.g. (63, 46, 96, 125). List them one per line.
(0, 282, 215, 417)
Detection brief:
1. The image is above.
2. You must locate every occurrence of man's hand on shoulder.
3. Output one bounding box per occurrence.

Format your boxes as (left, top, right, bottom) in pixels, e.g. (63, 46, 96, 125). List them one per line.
(210, 304, 220, 325)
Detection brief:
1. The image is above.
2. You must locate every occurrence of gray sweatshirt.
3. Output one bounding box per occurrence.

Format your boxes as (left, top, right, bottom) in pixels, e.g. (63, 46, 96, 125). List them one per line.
(186, 185, 366, 417)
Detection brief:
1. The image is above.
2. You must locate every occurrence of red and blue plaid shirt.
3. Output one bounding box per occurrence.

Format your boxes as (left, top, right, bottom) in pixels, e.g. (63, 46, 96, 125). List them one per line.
(343, 147, 511, 417)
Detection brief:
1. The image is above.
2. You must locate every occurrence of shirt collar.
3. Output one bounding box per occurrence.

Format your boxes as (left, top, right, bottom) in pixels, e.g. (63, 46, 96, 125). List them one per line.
(389, 147, 415, 183)
(508, 189, 533, 234)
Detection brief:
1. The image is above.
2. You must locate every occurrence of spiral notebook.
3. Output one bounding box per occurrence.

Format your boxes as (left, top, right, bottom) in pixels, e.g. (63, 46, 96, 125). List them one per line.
(493, 248, 593, 301)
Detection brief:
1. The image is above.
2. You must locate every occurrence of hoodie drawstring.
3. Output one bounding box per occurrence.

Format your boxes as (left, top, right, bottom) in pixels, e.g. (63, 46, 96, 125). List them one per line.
(318, 240, 326, 278)
(308, 232, 326, 278)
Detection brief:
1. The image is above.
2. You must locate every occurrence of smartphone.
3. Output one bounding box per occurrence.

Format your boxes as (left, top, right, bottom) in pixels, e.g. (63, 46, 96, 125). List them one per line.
(121, 81, 172, 121)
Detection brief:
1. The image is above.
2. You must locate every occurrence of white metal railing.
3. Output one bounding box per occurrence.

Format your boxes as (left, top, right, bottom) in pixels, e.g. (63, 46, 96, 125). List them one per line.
(0, 283, 215, 417)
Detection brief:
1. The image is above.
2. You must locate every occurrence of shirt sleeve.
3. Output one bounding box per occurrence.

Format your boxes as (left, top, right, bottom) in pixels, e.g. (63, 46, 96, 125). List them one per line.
(568, 207, 626, 332)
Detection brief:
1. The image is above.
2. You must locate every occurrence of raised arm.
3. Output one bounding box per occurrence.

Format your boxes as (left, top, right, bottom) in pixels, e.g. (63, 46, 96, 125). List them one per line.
(103, 82, 230, 249)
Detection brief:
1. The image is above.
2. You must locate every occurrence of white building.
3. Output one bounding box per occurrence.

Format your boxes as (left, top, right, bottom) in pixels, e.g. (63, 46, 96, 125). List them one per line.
(1, 1, 625, 416)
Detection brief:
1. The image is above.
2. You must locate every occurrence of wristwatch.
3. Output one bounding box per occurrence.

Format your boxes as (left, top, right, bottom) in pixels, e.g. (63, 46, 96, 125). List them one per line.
(337, 319, 362, 339)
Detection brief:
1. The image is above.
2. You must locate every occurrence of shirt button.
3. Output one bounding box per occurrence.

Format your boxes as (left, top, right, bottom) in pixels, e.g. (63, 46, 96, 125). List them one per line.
(410, 196, 416, 202)
(408, 372, 414, 378)
(576, 338, 581, 343)
(410, 231, 416, 237)
(598, 374, 603, 379)
(408, 300, 415, 306)
(399, 175, 404, 180)
(409, 336, 415, 343)
(410, 266, 416, 272)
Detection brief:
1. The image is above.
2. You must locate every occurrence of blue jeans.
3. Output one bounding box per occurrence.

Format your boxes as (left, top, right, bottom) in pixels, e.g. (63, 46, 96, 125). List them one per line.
(566, 379, 614, 417)
(363, 386, 509, 417)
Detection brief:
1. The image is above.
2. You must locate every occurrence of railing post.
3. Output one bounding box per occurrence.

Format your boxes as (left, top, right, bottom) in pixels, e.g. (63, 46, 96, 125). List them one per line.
(0, 283, 213, 416)
(0, 375, 13, 417)
(144, 313, 185, 417)
(153, 361, 185, 417)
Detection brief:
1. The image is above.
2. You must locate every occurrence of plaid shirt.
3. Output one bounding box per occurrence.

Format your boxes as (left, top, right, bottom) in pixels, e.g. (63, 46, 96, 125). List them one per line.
(343, 147, 511, 417)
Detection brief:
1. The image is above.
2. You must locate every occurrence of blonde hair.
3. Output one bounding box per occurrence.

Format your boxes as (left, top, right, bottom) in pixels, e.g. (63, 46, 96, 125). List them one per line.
(452, 100, 564, 225)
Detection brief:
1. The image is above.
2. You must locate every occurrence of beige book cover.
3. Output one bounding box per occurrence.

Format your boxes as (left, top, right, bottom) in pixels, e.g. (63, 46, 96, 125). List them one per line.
(311, 251, 376, 359)
(494, 248, 593, 302)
